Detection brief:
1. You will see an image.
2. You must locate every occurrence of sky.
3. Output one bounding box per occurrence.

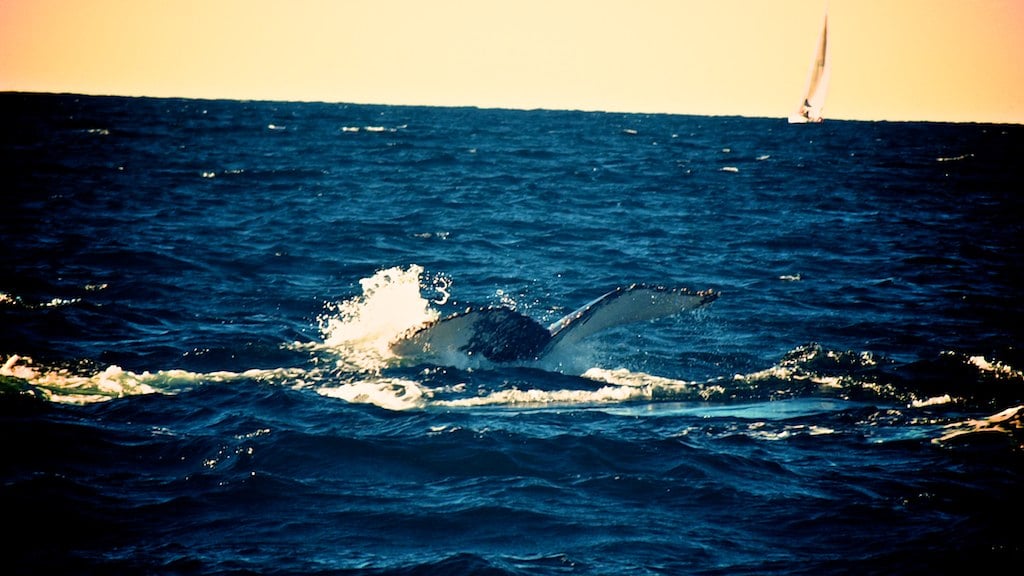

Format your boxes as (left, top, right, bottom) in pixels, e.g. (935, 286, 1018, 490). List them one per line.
(2, 0, 1023, 124)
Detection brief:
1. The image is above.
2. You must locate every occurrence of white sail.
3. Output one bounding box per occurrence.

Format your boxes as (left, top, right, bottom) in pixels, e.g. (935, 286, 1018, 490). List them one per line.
(788, 15, 830, 124)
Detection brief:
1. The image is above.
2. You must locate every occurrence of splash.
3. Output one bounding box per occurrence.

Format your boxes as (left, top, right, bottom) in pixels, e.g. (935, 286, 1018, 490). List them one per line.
(317, 265, 441, 373)
(1, 265, 445, 408)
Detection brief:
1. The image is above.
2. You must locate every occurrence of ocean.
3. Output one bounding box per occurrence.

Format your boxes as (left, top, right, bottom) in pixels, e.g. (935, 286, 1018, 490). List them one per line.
(2, 92, 1022, 575)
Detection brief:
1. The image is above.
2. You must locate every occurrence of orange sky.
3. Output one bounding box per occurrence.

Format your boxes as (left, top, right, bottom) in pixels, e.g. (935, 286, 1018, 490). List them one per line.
(2, 0, 1023, 123)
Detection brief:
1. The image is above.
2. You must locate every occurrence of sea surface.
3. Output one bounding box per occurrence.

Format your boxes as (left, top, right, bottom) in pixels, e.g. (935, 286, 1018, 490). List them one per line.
(2, 92, 1023, 575)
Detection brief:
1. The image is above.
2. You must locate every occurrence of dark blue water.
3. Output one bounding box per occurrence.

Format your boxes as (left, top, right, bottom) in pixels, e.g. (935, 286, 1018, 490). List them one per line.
(3, 92, 1023, 574)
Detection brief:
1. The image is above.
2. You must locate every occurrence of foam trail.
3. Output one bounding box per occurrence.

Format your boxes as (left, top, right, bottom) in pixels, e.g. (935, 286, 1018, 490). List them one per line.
(317, 378, 431, 411)
(433, 384, 639, 408)
(431, 368, 710, 409)
(584, 367, 725, 401)
(2, 355, 308, 405)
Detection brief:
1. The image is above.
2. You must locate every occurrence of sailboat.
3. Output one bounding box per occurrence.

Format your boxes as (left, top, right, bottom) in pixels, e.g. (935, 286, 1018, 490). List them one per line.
(788, 14, 830, 123)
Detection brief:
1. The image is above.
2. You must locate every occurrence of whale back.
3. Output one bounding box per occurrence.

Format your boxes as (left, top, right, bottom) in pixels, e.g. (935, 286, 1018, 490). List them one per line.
(390, 307, 551, 363)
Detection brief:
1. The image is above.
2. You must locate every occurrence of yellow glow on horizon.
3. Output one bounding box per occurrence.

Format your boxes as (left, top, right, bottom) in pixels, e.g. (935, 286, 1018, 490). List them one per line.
(2, 0, 1022, 123)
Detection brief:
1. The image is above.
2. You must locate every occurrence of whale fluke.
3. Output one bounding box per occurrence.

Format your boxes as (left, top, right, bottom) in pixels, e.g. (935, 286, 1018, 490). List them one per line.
(544, 285, 718, 356)
(389, 284, 718, 364)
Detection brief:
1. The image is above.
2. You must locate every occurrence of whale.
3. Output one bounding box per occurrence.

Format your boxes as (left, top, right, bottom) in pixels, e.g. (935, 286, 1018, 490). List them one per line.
(389, 284, 718, 363)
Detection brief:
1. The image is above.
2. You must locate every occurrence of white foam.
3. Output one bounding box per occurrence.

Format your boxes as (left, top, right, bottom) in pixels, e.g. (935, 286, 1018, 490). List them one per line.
(586, 367, 730, 401)
(911, 394, 953, 408)
(316, 378, 430, 411)
(967, 354, 1023, 379)
(317, 265, 440, 373)
(431, 367, 705, 409)
(433, 383, 639, 408)
(2, 355, 307, 405)
(749, 424, 836, 441)
(583, 367, 691, 389)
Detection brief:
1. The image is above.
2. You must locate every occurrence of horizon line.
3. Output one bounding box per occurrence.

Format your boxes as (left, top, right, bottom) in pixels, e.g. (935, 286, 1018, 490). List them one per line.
(4, 89, 1022, 127)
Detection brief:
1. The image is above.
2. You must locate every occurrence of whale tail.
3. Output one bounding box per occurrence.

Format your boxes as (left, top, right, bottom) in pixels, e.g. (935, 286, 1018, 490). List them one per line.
(543, 285, 718, 357)
(389, 284, 718, 364)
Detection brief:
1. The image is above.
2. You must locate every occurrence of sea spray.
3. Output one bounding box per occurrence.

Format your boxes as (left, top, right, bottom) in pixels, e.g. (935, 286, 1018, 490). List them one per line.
(317, 265, 441, 373)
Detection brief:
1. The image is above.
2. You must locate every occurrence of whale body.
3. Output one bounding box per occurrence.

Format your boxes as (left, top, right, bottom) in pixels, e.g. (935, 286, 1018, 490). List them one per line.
(389, 284, 718, 363)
